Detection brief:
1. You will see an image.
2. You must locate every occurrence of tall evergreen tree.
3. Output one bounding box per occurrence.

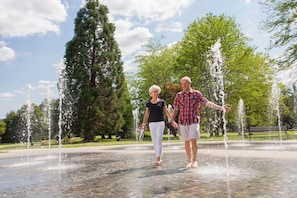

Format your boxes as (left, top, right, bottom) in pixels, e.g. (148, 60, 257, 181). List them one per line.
(64, 0, 132, 141)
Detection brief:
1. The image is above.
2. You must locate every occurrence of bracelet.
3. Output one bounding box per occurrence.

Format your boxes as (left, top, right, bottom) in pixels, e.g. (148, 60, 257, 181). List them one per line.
(141, 123, 146, 126)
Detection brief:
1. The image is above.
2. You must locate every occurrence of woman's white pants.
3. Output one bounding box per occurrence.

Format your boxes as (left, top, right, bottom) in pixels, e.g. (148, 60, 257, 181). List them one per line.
(149, 121, 164, 157)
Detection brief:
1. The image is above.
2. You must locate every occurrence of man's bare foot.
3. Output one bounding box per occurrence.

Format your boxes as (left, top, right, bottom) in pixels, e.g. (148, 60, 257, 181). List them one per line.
(186, 162, 193, 168)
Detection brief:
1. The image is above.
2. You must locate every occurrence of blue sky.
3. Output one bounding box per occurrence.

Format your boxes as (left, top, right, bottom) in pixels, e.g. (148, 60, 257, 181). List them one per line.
(0, 0, 291, 119)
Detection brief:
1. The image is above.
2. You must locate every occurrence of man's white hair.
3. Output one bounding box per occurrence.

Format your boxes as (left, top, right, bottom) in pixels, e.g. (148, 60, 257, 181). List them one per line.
(181, 76, 192, 84)
(149, 85, 161, 95)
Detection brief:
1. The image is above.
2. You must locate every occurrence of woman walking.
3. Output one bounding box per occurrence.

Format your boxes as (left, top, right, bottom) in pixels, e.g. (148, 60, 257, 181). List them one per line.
(141, 85, 178, 166)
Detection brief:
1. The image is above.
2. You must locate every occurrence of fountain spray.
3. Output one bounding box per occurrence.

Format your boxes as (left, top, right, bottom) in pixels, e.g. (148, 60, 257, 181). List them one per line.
(207, 39, 230, 198)
(46, 86, 52, 149)
(57, 65, 66, 148)
(26, 84, 33, 150)
(238, 98, 245, 143)
(270, 82, 282, 145)
(207, 39, 228, 148)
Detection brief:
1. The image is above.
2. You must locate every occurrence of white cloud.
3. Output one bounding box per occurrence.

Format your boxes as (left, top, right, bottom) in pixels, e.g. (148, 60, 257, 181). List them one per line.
(277, 64, 297, 87)
(155, 21, 183, 33)
(100, 0, 194, 59)
(80, 0, 194, 57)
(241, 0, 251, 5)
(75, 0, 195, 71)
(35, 80, 57, 90)
(0, 92, 15, 100)
(14, 90, 26, 95)
(35, 80, 57, 99)
(0, 41, 15, 61)
(113, 19, 152, 58)
(0, 0, 68, 37)
(123, 58, 138, 72)
(101, 0, 194, 22)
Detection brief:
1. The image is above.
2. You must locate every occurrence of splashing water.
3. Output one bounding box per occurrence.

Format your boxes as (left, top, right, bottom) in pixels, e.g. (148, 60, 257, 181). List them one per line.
(56, 60, 74, 149)
(57, 68, 64, 148)
(270, 82, 282, 144)
(207, 39, 228, 148)
(46, 86, 52, 149)
(133, 109, 139, 142)
(57, 63, 67, 149)
(56, 62, 70, 168)
(207, 39, 230, 198)
(26, 85, 33, 150)
(238, 99, 245, 143)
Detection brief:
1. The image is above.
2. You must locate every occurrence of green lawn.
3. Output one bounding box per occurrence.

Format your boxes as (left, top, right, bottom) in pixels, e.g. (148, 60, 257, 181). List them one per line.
(0, 130, 296, 152)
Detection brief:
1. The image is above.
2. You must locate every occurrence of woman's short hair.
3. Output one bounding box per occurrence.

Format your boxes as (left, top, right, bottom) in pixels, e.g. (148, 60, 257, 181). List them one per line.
(149, 85, 161, 95)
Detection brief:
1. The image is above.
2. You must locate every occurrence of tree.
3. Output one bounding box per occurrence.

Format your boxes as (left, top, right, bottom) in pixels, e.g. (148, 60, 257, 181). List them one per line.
(0, 121, 6, 137)
(278, 84, 297, 128)
(176, 13, 273, 135)
(1, 111, 21, 143)
(135, 38, 180, 117)
(261, 0, 297, 67)
(31, 104, 46, 141)
(39, 98, 57, 141)
(117, 80, 134, 138)
(64, 0, 132, 141)
(133, 14, 280, 135)
(2, 103, 47, 143)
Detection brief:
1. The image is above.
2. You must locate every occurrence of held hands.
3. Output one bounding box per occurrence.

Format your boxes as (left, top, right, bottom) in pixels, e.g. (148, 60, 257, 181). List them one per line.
(171, 121, 178, 129)
(141, 123, 145, 130)
(142, 121, 178, 129)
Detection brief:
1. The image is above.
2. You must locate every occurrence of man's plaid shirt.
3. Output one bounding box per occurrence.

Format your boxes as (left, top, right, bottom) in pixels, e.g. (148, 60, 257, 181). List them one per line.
(173, 89, 208, 126)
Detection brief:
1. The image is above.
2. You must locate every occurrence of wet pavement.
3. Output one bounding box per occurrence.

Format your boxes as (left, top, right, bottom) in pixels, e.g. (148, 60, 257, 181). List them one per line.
(0, 141, 297, 198)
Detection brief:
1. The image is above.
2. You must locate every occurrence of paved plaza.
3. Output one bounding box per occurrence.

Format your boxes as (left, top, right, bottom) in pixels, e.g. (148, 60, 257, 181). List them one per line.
(1, 141, 297, 197)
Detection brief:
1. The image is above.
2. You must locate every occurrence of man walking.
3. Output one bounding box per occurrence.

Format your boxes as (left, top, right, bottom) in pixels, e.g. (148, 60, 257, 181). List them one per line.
(172, 76, 231, 168)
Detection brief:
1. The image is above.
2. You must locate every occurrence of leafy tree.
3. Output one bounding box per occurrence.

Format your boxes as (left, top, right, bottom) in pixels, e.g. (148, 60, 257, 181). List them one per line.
(30, 104, 46, 141)
(0, 121, 6, 137)
(117, 80, 134, 138)
(227, 50, 273, 128)
(64, 0, 132, 141)
(133, 14, 275, 135)
(135, 39, 180, 119)
(176, 13, 273, 135)
(278, 84, 297, 128)
(39, 98, 57, 141)
(261, 0, 297, 67)
(1, 111, 21, 143)
(1, 102, 49, 143)
(159, 83, 182, 105)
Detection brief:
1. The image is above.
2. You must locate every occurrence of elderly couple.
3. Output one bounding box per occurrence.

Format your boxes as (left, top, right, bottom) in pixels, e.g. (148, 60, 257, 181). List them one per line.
(141, 76, 231, 167)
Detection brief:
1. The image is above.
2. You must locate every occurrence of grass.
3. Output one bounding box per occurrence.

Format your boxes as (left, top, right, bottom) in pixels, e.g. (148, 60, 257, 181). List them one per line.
(0, 130, 296, 152)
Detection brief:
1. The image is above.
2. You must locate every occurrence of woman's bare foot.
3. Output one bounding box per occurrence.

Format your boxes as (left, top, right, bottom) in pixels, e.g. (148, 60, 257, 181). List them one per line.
(155, 157, 162, 166)
(192, 161, 198, 168)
